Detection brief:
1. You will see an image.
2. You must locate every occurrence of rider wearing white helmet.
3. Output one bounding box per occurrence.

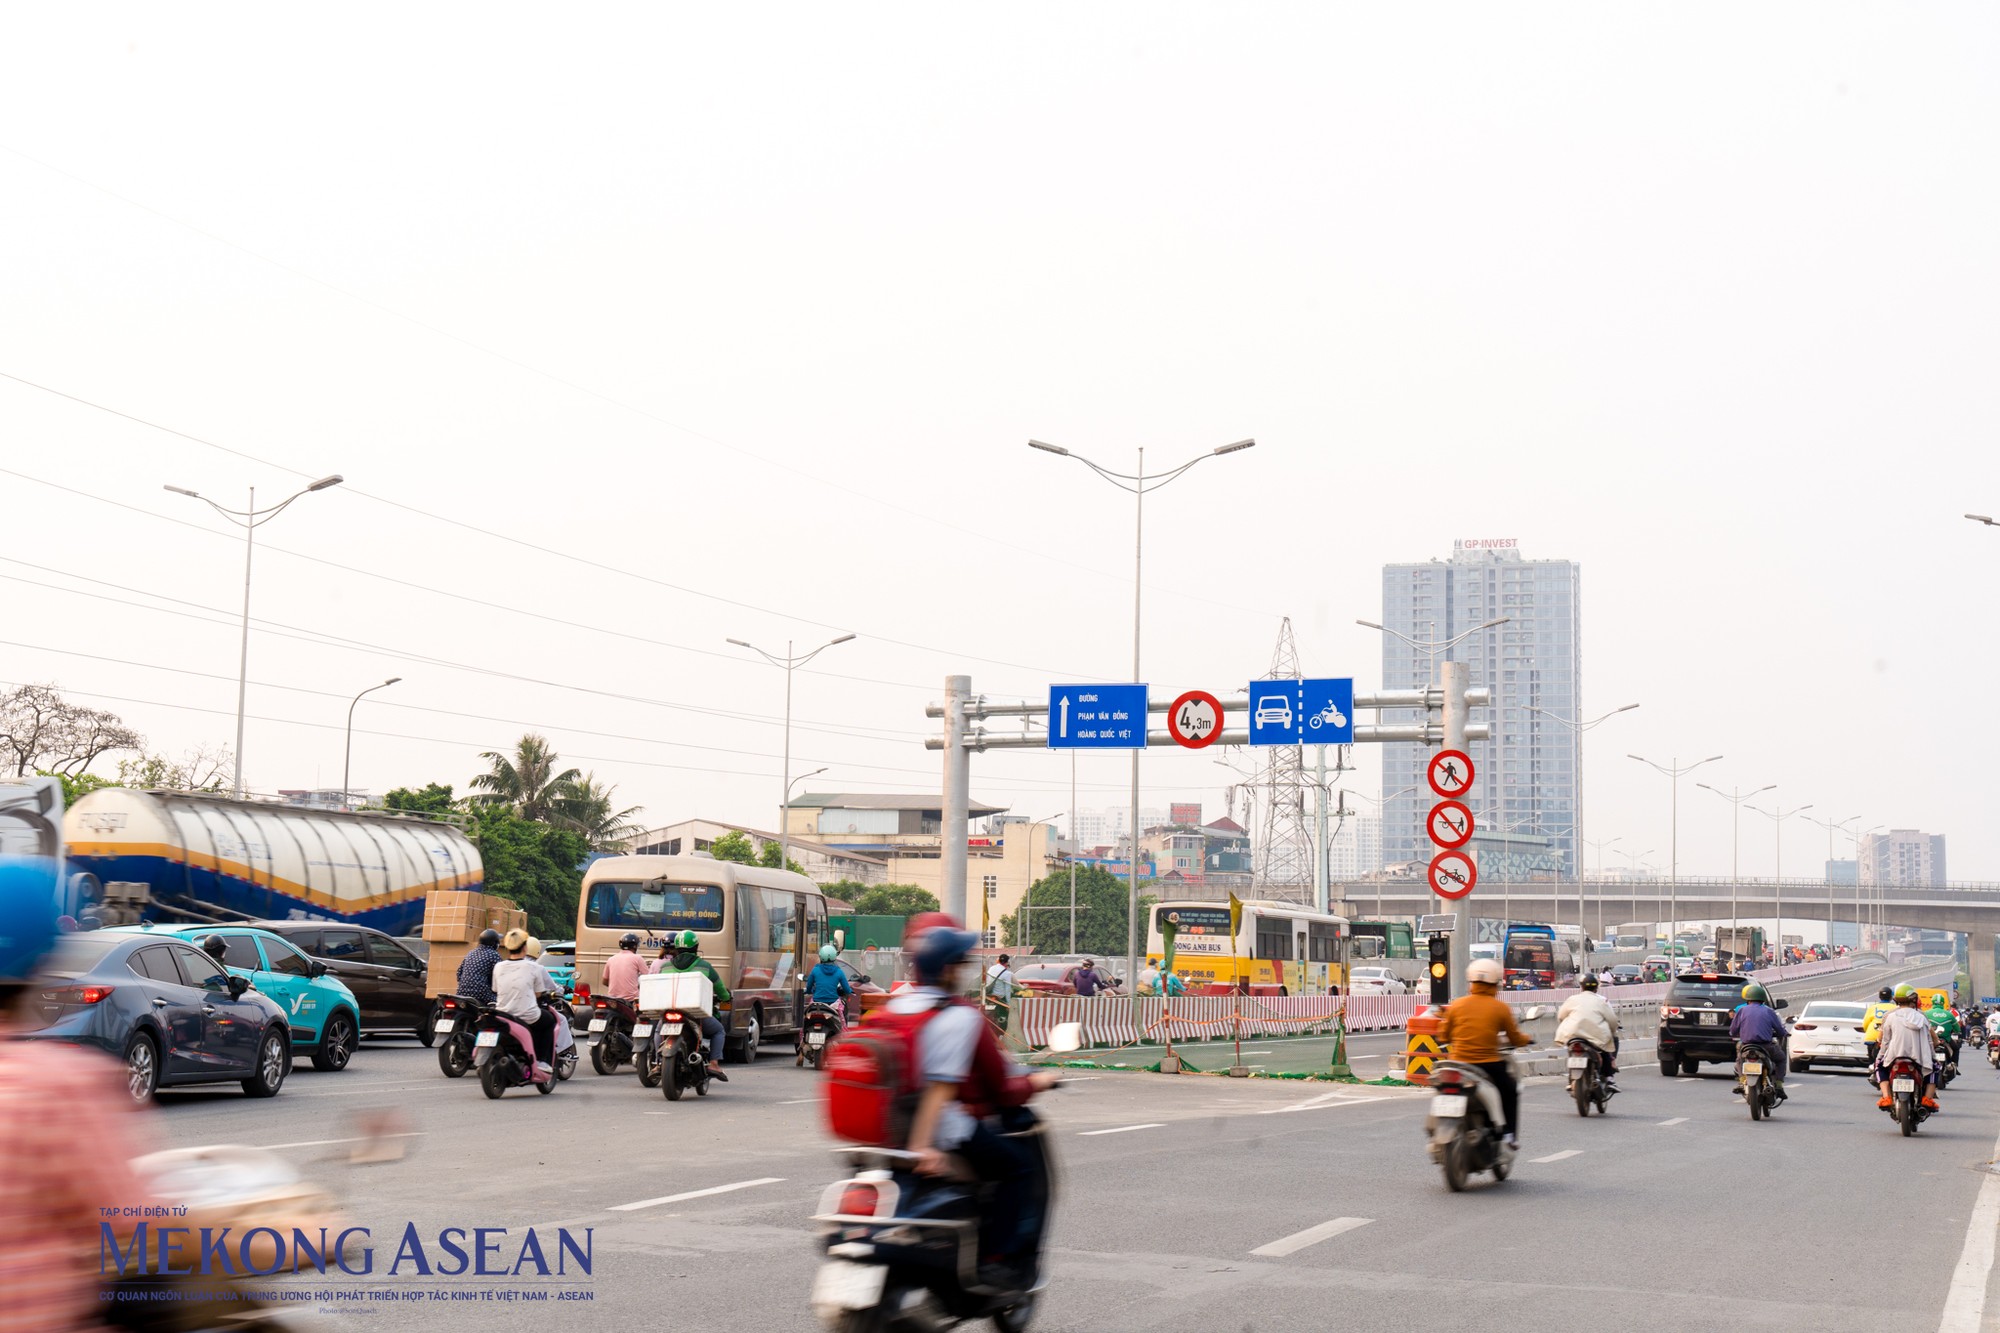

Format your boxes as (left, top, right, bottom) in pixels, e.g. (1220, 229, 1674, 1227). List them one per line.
(1439, 957, 1533, 1146)
(1555, 971, 1622, 1088)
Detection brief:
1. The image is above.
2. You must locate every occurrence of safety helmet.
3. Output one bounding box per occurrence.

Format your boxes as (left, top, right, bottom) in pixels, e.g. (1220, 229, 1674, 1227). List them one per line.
(525, 937, 544, 959)
(0, 855, 60, 985)
(1579, 973, 1600, 991)
(912, 925, 979, 982)
(1742, 983, 1769, 1005)
(1894, 982, 1919, 1002)
(678, 930, 699, 950)
(201, 934, 229, 961)
(819, 943, 838, 963)
(1879, 986, 1894, 1003)
(618, 932, 640, 951)
(1466, 959, 1503, 987)
(478, 928, 501, 949)
(500, 927, 530, 956)
(1929, 993, 1947, 1008)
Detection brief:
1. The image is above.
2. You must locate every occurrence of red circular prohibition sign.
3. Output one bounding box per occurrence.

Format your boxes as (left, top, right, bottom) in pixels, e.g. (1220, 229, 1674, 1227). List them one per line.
(1427, 749, 1475, 799)
(1166, 689, 1224, 749)
(1428, 850, 1479, 900)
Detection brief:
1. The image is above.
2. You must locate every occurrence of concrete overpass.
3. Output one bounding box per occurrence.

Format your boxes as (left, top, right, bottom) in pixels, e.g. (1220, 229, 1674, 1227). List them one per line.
(1339, 875, 2000, 994)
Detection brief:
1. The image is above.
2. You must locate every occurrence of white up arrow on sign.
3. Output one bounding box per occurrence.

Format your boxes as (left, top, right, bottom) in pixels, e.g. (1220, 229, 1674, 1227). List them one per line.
(1059, 695, 1069, 738)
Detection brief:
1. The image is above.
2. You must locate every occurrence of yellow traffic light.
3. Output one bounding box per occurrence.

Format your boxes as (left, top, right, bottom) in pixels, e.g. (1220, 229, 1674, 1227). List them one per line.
(1429, 962, 1448, 979)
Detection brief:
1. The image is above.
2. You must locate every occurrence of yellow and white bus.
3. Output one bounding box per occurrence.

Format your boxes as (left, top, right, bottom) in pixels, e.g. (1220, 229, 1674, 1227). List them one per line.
(1144, 899, 1349, 994)
(575, 854, 829, 1061)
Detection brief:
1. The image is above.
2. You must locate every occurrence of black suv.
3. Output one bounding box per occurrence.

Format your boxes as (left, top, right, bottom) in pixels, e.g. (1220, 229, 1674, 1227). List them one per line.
(253, 922, 431, 1043)
(1657, 972, 1787, 1075)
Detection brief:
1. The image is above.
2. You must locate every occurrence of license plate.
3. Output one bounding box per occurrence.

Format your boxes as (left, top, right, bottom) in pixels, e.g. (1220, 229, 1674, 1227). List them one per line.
(1742, 1062, 1763, 1076)
(633, 1024, 653, 1039)
(663, 1022, 683, 1035)
(433, 1019, 456, 1033)
(1567, 1056, 1588, 1069)
(1892, 1078, 1915, 1093)
(474, 1031, 499, 1048)
(810, 1260, 887, 1314)
(588, 1018, 608, 1033)
(1701, 1011, 1722, 1026)
(1430, 1094, 1468, 1117)
(808, 1032, 827, 1047)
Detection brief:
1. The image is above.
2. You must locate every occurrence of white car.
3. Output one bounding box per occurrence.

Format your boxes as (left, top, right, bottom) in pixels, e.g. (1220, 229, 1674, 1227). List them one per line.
(1348, 967, 1411, 996)
(1788, 1000, 1872, 1072)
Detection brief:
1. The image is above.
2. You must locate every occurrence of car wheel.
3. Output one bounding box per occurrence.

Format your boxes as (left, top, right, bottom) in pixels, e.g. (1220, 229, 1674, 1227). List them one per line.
(732, 1012, 761, 1065)
(1659, 1059, 1676, 1078)
(416, 1009, 439, 1048)
(1680, 1059, 1699, 1076)
(1790, 1059, 1808, 1074)
(124, 1033, 160, 1105)
(241, 1029, 288, 1098)
(312, 1011, 357, 1072)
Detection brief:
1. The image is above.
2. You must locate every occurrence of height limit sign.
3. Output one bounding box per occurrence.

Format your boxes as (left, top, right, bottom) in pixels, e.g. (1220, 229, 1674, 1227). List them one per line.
(1166, 690, 1223, 749)
(1427, 748, 1476, 900)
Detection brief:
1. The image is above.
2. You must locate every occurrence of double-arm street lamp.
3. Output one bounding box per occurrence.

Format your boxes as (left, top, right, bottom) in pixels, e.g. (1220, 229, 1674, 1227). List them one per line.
(1628, 753, 1723, 952)
(1801, 811, 1862, 954)
(727, 635, 855, 875)
(1748, 800, 1813, 960)
(342, 677, 402, 808)
(165, 474, 345, 797)
(1697, 781, 1775, 941)
(1526, 702, 1638, 948)
(1031, 437, 1256, 1002)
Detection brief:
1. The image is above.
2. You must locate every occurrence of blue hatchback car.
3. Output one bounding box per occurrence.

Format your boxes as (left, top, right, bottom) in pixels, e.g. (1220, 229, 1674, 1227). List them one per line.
(128, 926, 365, 1073)
(21, 929, 293, 1104)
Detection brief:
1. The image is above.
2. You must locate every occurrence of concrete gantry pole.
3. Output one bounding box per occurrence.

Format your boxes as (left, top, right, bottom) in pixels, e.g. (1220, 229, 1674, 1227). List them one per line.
(1443, 661, 1472, 998)
(941, 675, 972, 924)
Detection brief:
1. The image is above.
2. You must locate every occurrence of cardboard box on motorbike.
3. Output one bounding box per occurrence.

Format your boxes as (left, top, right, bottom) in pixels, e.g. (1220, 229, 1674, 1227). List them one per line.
(638, 971, 714, 1018)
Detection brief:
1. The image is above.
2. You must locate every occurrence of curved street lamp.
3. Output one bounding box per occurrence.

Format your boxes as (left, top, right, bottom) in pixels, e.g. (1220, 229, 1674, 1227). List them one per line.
(342, 677, 402, 807)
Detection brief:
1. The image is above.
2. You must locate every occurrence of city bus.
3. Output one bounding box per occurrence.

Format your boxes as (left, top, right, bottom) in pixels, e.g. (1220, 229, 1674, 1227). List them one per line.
(1350, 919, 1414, 960)
(1144, 899, 1349, 994)
(1502, 924, 1573, 990)
(575, 854, 828, 1061)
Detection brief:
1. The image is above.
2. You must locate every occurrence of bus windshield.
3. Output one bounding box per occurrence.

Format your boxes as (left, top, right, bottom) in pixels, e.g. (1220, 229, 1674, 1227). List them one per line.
(584, 880, 726, 934)
(1504, 936, 1555, 986)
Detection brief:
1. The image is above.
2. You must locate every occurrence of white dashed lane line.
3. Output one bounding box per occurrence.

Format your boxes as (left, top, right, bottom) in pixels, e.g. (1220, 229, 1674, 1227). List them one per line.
(1657, 1117, 1689, 1127)
(608, 1177, 785, 1212)
(1529, 1149, 1583, 1164)
(1078, 1123, 1165, 1137)
(1251, 1217, 1374, 1258)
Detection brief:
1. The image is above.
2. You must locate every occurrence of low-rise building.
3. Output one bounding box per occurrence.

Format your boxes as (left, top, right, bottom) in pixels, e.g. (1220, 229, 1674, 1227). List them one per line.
(623, 817, 890, 887)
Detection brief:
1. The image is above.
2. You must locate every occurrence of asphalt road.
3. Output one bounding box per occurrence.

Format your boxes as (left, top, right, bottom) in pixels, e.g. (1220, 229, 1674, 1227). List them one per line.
(139, 963, 2000, 1332)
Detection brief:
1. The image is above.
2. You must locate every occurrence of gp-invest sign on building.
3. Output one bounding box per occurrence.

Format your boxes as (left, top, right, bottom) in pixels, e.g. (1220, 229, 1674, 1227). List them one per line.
(1047, 683, 1148, 749)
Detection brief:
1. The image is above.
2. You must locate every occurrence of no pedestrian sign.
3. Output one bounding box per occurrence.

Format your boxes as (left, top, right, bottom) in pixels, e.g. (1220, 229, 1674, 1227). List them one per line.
(1427, 748, 1474, 798)
(1428, 850, 1478, 900)
(1167, 690, 1223, 749)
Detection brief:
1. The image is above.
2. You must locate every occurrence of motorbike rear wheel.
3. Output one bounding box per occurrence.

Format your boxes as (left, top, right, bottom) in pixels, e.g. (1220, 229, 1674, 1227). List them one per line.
(637, 1044, 663, 1088)
(832, 1310, 887, 1333)
(590, 1041, 613, 1076)
(439, 1037, 471, 1079)
(1898, 1095, 1915, 1136)
(1748, 1078, 1762, 1120)
(1441, 1131, 1470, 1192)
(479, 1059, 506, 1100)
(1573, 1070, 1594, 1117)
(993, 1294, 1038, 1333)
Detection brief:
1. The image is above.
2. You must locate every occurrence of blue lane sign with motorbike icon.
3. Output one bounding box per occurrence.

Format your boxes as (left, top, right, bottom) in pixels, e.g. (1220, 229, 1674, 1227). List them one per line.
(1246, 677, 1354, 745)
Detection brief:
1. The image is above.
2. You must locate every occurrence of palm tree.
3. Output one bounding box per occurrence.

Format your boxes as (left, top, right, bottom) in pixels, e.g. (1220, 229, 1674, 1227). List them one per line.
(469, 734, 580, 824)
(555, 773, 644, 852)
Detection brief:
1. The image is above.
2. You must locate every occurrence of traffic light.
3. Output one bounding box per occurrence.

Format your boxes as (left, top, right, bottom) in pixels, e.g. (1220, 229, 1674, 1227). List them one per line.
(1428, 934, 1451, 1005)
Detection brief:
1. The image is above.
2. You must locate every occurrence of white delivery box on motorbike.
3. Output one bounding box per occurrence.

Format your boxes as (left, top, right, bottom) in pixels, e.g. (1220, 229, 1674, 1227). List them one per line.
(639, 971, 714, 1019)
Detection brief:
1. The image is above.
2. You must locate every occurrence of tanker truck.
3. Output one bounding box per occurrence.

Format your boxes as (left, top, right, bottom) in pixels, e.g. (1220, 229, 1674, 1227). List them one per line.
(62, 788, 482, 936)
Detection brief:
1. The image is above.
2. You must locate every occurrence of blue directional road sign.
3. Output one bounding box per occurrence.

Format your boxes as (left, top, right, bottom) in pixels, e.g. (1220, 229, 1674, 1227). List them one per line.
(1048, 683, 1149, 749)
(1246, 677, 1354, 746)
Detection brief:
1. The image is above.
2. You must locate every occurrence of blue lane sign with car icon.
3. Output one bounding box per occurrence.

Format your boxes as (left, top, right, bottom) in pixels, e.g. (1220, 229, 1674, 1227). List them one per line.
(1247, 677, 1354, 745)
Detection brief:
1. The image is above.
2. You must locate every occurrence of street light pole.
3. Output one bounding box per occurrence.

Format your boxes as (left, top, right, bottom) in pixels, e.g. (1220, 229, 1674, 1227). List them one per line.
(164, 474, 344, 797)
(342, 677, 402, 808)
(1801, 812, 1859, 954)
(1585, 836, 1621, 937)
(1525, 703, 1638, 961)
(1629, 753, 1723, 956)
(726, 635, 855, 876)
(1031, 437, 1254, 1003)
(1749, 800, 1813, 961)
(1697, 782, 1775, 947)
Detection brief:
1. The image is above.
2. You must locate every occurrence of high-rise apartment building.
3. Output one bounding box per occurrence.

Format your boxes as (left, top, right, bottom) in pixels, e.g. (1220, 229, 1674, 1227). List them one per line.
(1858, 830, 1947, 888)
(1380, 540, 1582, 878)
(1326, 814, 1382, 881)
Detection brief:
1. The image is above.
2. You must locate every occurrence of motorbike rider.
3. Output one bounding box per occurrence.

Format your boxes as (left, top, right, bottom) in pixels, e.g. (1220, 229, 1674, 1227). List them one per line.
(1875, 983, 1940, 1110)
(1926, 993, 1963, 1071)
(1864, 985, 1895, 1063)
(602, 931, 648, 1009)
(0, 854, 159, 1332)
(493, 929, 558, 1079)
(1728, 983, 1790, 1102)
(456, 928, 504, 1005)
(1437, 958, 1531, 1148)
(1986, 1008, 2000, 1045)
(896, 922, 1061, 1285)
(654, 930, 731, 1076)
(525, 937, 575, 1062)
(804, 943, 852, 1017)
(1555, 972, 1621, 1088)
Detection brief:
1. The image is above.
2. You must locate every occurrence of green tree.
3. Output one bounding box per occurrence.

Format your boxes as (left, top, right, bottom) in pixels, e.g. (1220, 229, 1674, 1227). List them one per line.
(755, 838, 805, 874)
(382, 782, 458, 817)
(851, 883, 941, 917)
(554, 773, 644, 851)
(466, 803, 589, 939)
(998, 865, 1155, 957)
(709, 830, 757, 864)
(469, 734, 581, 824)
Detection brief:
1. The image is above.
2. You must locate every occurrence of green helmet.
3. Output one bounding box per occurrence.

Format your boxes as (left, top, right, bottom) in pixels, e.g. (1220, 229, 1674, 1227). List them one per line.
(1741, 983, 1769, 1005)
(1894, 982, 1918, 1002)
(819, 943, 838, 963)
(678, 930, 699, 950)
(1930, 993, 1947, 1008)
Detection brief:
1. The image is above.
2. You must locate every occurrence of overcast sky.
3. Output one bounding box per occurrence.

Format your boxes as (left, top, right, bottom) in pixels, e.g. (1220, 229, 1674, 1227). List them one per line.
(3, 5, 1995, 883)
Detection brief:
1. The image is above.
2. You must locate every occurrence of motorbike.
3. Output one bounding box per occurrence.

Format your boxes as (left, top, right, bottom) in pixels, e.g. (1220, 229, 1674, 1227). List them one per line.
(1736, 1042, 1779, 1121)
(808, 1021, 1077, 1333)
(433, 994, 489, 1078)
(1565, 1039, 1613, 1117)
(799, 1000, 846, 1070)
(471, 1007, 558, 1098)
(549, 997, 579, 1081)
(657, 1007, 716, 1102)
(588, 995, 639, 1075)
(1934, 1035, 1959, 1090)
(1883, 1055, 1934, 1136)
(1426, 1060, 1519, 1190)
(1989, 1036, 2000, 1070)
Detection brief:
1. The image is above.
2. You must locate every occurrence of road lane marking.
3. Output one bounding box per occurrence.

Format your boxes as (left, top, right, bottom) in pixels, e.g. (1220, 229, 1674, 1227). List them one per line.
(1078, 1123, 1164, 1136)
(1250, 1217, 1373, 1258)
(1258, 1091, 1389, 1115)
(261, 1133, 425, 1150)
(1938, 1121, 2000, 1331)
(1656, 1117, 1688, 1126)
(776, 1099, 817, 1105)
(609, 1177, 785, 1212)
(1529, 1149, 1582, 1163)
